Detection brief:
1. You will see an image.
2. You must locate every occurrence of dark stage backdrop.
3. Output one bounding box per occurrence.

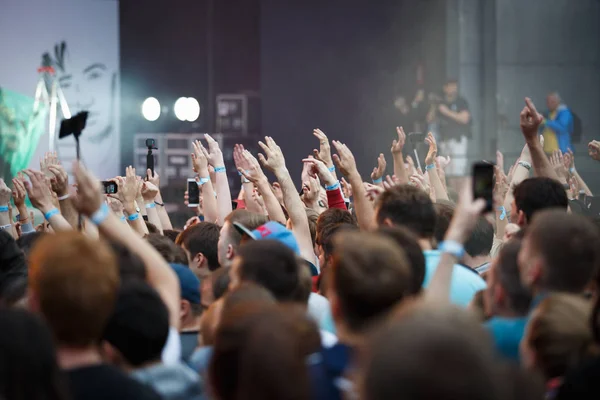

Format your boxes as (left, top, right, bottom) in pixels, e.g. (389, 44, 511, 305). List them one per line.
(260, 0, 446, 183)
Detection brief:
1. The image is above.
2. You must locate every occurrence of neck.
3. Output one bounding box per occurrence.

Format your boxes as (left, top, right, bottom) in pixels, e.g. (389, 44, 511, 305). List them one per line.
(463, 255, 491, 269)
(181, 315, 202, 333)
(334, 324, 364, 348)
(418, 238, 433, 251)
(57, 345, 103, 370)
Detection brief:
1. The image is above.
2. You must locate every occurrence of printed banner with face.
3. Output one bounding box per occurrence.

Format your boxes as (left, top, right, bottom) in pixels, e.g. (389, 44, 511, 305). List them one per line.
(0, 0, 120, 180)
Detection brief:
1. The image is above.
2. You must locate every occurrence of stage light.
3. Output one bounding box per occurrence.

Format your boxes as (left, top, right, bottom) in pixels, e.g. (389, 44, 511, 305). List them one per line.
(186, 97, 200, 122)
(174, 97, 188, 121)
(142, 97, 161, 121)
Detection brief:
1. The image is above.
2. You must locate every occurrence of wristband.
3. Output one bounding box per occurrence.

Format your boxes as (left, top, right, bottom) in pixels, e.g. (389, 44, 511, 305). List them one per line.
(497, 206, 507, 221)
(325, 181, 341, 191)
(438, 240, 465, 259)
(570, 167, 576, 174)
(0, 205, 8, 213)
(372, 177, 383, 184)
(214, 166, 226, 173)
(198, 177, 210, 185)
(57, 193, 70, 201)
(90, 203, 110, 225)
(154, 201, 164, 207)
(145, 202, 156, 209)
(425, 164, 436, 171)
(518, 160, 532, 171)
(127, 213, 140, 222)
(0, 224, 11, 231)
(328, 165, 335, 173)
(44, 208, 60, 221)
(241, 177, 251, 184)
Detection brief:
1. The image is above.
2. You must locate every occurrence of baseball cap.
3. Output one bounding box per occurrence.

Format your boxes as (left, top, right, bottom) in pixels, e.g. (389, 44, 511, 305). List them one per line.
(169, 263, 201, 304)
(233, 221, 319, 276)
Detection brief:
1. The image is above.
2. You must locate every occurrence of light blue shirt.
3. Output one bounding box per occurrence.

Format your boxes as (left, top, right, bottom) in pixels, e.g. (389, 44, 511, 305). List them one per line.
(423, 250, 487, 307)
(484, 316, 528, 362)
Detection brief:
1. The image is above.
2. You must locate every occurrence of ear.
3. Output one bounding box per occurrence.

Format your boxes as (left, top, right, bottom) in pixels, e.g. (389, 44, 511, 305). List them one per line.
(226, 244, 235, 261)
(528, 260, 543, 287)
(101, 341, 123, 367)
(383, 217, 394, 227)
(517, 210, 527, 226)
(194, 252, 206, 267)
(180, 300, 191, 320)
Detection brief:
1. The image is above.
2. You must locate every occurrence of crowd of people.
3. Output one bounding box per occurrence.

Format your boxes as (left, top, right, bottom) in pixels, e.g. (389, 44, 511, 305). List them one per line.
(1, 97, 600, 400)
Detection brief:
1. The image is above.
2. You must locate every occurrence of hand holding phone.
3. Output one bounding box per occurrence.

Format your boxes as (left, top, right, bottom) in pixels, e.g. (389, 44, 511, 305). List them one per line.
(187, 178, 200, 207)
(101, 181, 118, 195)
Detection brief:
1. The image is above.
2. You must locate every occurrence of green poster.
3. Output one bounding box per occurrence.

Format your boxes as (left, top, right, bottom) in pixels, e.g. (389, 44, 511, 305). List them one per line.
(0, 87, 48, 184)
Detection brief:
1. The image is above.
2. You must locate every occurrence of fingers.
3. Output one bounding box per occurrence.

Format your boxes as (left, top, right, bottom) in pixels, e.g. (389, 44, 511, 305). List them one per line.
(258, 141, 269, 154)
(257, 153, 268, 166)
(524, 97, 539, 116)
(396, 126, 406, 141)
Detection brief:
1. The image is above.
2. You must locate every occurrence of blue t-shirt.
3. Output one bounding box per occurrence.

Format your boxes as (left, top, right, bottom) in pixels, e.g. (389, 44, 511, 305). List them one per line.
(423, 250, 487, 307)
(484, 316, 528, 362)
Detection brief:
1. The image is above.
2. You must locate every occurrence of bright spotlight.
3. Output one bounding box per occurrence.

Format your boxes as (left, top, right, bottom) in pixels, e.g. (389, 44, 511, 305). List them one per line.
(141, 97, 161, 121)
(174, 97, 188, 121)
(186, 97, 200, 122)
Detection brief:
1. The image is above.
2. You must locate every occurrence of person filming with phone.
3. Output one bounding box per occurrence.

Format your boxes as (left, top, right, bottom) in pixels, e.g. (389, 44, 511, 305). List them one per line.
(427, 79, 471, 176)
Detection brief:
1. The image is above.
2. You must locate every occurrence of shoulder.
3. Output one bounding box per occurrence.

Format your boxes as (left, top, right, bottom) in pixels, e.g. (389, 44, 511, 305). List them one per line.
(68, 365, 162, 400)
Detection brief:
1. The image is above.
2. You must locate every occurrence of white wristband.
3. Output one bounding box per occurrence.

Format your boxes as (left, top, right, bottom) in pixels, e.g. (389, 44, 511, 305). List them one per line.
(57, 193, 70, 201)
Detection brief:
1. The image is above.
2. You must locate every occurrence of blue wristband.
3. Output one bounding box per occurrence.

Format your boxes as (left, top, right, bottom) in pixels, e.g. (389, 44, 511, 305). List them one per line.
(145, 202, 156, 209)
(127, 213, 140, 222)
(91, 203, 110, 225)
(438, 240, 465, 259)
(328, 165, 335, 173)
(198, 177, 210, 185)
(498, 206, 507, 221)
(214, 166, 226, 173)
(425, 164, 436, 171)
(325, 181, 341, 191)
(44, 208, 60, 221)
(0, 205, 8, 212)
(372, 177, 383, 184)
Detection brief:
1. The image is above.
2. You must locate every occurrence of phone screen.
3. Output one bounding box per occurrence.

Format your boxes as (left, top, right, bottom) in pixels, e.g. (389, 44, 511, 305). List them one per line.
(101, 181, 118, 194)
(188, 179, 200, 207)
(472, 162, 494, 213)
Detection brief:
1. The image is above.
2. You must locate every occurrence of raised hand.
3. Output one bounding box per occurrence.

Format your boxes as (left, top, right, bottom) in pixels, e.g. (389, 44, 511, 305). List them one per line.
(312, 129, 334, 169)
(406, 155, 416, 176)
(340, 177, 352, 199)
(444, 180, 487, 244)
(382, 175, 399, 190)
(40, 151, 58, 177)
(11, 178, 27, 208)
(0, 179, 11, 205)
(370, 153, 387, 182)
(71, 161, 104, 217)
(23, 170, 57, 213)
(141, 181, 159, 202)
(192, 140, 210, 174)
(410, 172, 430, 195)
(146, 168, 160, 187)
(391, 126, 406, 155)
(364, 182, 384, 202)
(239, 150, 267, 184)
(47, 163, 69, 197)
(119, 166, 142, 212)
(588, 140, 600, 161)
(202, 134, 224, 167)
(107, 196, 124, 214)
(519, 97, 544, 142)
(302, 156, 336, 187)
(563, 148, 574, 171)
(550, 150, 568, 179)
(494, 166, 509, 206)
(496, 151, 505, 175)
(424, 132, 438, 166)
(257, 136, 286, 173)
(332, 140, 359, 178)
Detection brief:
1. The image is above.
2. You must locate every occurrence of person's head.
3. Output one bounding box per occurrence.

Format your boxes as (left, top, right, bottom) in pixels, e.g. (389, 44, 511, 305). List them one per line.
(486, 239, 532, 317)
(546, 92, 561, 112)
(0, 230, 25, 275)
(145, 221, 160, 234)
(146, 233, 188, 265)
(218, 210, 268, 267)
(0, 269, 28, 308)
(169, 263, 202, 329)
(176, 222, 220, 278)
(212, 266, 231, 300)
(230, 240, 299, 303)
(521, 294, 593, 380)
(316, 208, 357, 238)
(103, 280, 169, 369)
(464, 217, 494, 264)
(210, 304, 318, 400)
(28, 232, 119, 349)
(363, 304, 505, 400)
(0, 309, 67, 400)
(15, 231, 46, 261)
(519, 210, 600, 294)
(108, 240, 147, 282)
(443, 79, 459, 99)
(329, 231, 411, 337)
(305, 208, 319, 246)
(377, 226, 426, 296)
(162, 229, 182, 242)
(315, 222, 359, 272)
(433, 201, 455, 245)
(511, 178, 568, 226)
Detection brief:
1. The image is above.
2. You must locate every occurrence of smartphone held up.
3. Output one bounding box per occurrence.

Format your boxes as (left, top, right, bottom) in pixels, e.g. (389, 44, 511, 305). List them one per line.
(187, 178, 200, 207)
(101, 181, 118, 195)
(472, 162, 494, 213)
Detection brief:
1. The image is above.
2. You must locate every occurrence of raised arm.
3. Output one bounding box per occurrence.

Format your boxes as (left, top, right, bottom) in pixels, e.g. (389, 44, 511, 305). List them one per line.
(312, 129, 337, 181)
(391, 127, 409, 184)
(520, 98, 560, 181)
(332, 140, 376, 231)
(201, 134, 232, 225)
(192, 140, 218, 224)
(239, 150, 286, 225)
(11, 177, 34, 235)
(116, 167, 147, 236)
(258, 136, 314, 262)
(424, 132, 448, 201)
(71, 161, 180, 329)
(564, 149, 592, 196)
(370, 153, 387, 188)
(48, 163, 78, 229)
(0, 180, 14, 236)
(141, 181, 163, 234)
(146, 170, 173, 230)
(23, 170, 72, 232)
(234, 144, 262, 214)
